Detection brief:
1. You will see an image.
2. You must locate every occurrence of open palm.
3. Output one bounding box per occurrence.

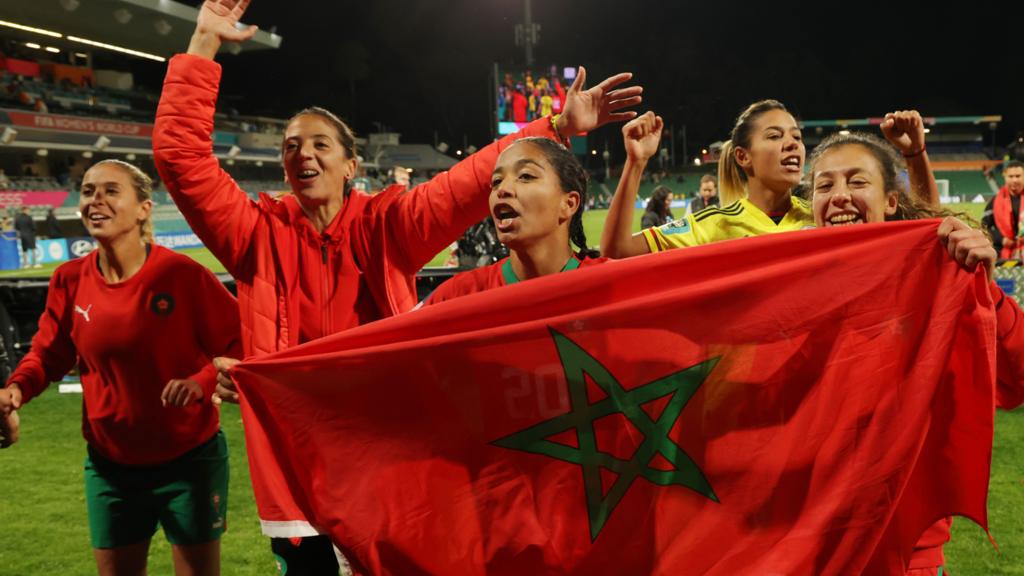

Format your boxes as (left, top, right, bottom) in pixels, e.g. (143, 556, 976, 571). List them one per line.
(558, 67, 642, 136)
(196, 0, 258, 43)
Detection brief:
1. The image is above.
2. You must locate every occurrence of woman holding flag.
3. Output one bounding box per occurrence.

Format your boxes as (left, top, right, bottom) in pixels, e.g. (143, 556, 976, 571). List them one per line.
(153, 0, 644, 571)
(806, 129, 1024, 575)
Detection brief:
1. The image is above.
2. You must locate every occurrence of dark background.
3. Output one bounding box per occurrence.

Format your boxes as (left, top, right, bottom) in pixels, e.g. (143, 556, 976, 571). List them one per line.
(130, 1, 1020, 163)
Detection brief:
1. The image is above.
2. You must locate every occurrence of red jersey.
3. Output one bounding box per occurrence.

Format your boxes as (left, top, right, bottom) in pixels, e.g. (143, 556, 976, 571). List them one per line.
(7, 245, 242, 465)
(424, 255, 606, 306)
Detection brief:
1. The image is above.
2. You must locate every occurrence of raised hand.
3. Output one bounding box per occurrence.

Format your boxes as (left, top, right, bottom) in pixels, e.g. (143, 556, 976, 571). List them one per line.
(880, 110, 927, 157)
(188, 0, 259, 60)
(556, 67, 642, 137)
(622, 112, 664, 163)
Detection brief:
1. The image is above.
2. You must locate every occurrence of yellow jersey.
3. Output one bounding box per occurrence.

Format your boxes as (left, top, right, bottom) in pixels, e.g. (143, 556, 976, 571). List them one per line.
(642, 196, 815, 252)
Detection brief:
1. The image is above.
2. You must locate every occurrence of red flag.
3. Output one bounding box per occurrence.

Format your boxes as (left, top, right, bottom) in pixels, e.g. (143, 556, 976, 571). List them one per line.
(233, 220, 996, 575)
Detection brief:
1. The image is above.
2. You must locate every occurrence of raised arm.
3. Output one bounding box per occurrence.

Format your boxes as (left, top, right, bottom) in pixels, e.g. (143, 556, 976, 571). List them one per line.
(388, 67, 644, 271)
(880, 110, 939, 206)
(601, 112, 663, 259)
(152, 0, 261, 279)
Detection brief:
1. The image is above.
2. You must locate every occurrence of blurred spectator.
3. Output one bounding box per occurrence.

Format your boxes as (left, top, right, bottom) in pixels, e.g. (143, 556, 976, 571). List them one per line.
(641, 185, 674, 229)
(13, 206, 38, 268)
(45, 208, 61, 238)
(982, 160, 1024, 259)
(390, 166, 412, 188)
(0, 168, 9, 190)
(688, 174, 720, 214)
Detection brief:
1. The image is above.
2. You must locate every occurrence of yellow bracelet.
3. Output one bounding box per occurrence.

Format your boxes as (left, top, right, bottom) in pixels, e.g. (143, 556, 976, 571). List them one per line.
(550, 114, 565, 142)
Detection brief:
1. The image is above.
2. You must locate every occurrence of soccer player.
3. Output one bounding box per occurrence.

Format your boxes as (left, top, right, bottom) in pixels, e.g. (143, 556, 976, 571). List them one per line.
(602, 100, 813, 257)
(601, 106, 938, 258)
(422, 111, 663, 304)
(807, 130, 1024, 575)
(422, 136, 603, 305)
(0, 160, 241, 576)
(153, 1, 644, 571)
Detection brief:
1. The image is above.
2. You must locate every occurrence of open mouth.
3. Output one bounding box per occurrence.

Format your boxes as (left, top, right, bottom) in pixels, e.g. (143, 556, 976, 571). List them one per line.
(86, 213, 111, 224)
(297, 168, 320, 183)
(493, 203, 520, 232)
(827, 212, 862, 226)
(781, 155, 801, 172)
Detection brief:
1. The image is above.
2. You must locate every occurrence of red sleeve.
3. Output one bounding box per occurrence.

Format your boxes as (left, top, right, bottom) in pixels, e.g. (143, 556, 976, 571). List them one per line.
(6, 267, 79, 403)
(384, 117, 566, 273)
(153, 54, 260, 280)
(185, 266, 243, 399)
(991, 282, 1024, 410)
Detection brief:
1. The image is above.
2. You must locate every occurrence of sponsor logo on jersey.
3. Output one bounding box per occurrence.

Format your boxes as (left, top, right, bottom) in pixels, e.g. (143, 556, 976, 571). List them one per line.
(74, 304, 92, 322)
(659, 218, 692, 235)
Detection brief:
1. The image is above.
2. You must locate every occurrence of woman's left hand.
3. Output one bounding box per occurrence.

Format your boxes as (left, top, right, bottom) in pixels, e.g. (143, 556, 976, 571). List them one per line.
(938, 216, 996, 280)
(161, 379, 203, 407)
(556, 67, 642, 137)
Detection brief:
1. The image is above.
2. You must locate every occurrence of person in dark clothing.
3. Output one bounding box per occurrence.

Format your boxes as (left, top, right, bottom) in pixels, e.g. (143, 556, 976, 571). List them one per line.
(640, 185, 674, 229)
(13, 206, 37, 268)
(45, 208, 61, 238)
(688, 174, 720, 214)
(982, 161, 1024, 259)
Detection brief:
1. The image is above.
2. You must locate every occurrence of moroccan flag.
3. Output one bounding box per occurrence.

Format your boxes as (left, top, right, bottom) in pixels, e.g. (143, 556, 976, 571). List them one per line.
(233, 220, 996, 575)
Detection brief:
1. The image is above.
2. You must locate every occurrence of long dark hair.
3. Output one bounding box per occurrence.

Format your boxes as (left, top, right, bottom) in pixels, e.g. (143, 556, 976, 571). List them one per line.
(645, 185, 673, 221)
(513, 137, 598, 258)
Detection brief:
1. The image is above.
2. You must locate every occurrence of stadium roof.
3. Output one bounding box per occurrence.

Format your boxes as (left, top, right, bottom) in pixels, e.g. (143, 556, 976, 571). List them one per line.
(0, 0, 280, 62)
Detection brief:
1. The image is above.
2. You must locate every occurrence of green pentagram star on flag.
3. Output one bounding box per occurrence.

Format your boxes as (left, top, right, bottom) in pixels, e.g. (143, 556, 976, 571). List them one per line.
(492, 328, 720, 540)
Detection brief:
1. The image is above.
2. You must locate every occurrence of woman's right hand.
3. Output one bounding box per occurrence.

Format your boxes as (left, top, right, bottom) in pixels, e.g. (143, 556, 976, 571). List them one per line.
(622, 112, 664, 163)
(188, 0, 259, 60)
(0, 385, 22, 448)
(937, 216, 996, 280)
(212, 357, 241, 405)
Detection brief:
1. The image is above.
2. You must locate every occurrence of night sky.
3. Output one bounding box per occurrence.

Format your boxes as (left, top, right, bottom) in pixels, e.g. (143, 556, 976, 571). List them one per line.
(138, 1, 1021, 164)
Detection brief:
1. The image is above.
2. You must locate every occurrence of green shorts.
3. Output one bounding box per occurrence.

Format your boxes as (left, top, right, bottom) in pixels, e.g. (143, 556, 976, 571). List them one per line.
(84, 430, 229, 549)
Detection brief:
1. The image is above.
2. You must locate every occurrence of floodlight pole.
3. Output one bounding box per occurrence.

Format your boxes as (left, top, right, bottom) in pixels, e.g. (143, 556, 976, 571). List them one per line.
(515, 0, 540, 66)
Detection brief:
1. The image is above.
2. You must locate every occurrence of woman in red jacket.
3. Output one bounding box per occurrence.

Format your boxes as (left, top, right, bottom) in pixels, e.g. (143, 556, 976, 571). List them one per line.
(153, 1, 643, 572)
(0, 160, 242, 576)
(807, 130, 1023, 575)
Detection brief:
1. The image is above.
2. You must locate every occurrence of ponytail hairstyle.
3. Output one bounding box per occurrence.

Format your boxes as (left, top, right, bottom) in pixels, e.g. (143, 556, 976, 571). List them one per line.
(284, 106, 359, 194)
(718, 99, 792, 205)
(88, 159, 154, 243)
(512, 137, 598, 258)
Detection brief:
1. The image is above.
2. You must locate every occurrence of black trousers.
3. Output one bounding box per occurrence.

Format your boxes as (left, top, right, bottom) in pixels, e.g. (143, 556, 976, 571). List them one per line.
(271, 535, 340, 576)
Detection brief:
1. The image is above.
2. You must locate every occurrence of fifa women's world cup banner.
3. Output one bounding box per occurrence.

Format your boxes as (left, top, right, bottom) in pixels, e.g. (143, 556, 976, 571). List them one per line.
(233, 221, 997, 575)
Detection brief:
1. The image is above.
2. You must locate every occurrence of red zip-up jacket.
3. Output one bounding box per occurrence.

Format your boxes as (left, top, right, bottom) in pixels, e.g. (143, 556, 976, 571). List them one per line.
(7, 245, 241, 465)
(152, 54, 564, 537)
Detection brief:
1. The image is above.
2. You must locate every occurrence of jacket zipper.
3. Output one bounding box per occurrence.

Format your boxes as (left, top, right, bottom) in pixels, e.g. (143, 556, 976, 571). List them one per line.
(321, 234, 332, 337)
